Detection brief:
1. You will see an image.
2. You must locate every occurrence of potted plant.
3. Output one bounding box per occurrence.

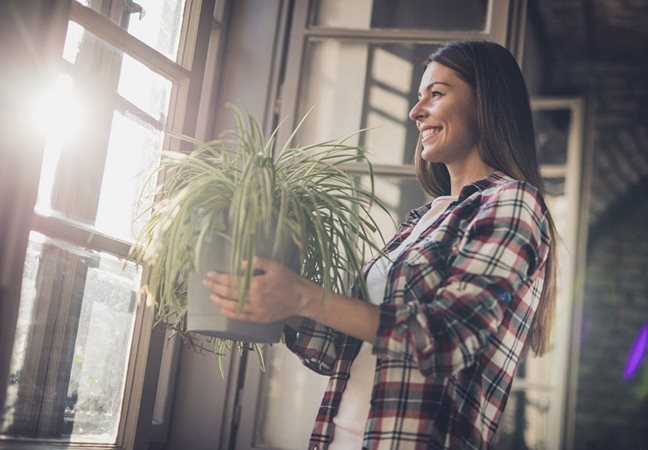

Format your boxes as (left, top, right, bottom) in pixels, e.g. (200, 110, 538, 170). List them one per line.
(131, 107, 385, 355)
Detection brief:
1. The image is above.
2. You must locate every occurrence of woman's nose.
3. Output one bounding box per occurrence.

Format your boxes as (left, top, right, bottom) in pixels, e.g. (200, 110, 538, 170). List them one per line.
(409, 100, 427, 122)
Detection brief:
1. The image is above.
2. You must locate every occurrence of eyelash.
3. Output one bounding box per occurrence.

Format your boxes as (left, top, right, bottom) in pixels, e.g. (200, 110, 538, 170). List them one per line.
(417, 91, 444, 102)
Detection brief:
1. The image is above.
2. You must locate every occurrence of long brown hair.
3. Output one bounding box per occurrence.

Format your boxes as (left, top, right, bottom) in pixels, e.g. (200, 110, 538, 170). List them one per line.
(415, 40, 557, 356)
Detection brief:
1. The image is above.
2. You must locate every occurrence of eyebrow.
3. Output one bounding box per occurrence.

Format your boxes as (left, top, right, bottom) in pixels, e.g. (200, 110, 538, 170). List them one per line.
(417, 81, 451, 98)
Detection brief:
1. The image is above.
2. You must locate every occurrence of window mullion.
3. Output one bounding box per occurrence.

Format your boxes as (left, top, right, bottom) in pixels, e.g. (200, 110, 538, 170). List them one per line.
(31, 214, 132, 260)
(342, 163, 415, 177)
(69, 2, 191, 81)
(303, 27, 501, 43)
(61, 58, 165, 130)
(114, 95, 166, 131)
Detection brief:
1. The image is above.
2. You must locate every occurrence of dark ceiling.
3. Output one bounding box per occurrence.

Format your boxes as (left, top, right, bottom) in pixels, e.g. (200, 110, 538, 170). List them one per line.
(529, 0, 648, 223)
(530, 0, 648, 62)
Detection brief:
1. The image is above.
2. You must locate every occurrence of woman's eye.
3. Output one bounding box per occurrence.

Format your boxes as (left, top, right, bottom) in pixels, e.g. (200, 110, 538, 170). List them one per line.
(431, 91, 443, 98)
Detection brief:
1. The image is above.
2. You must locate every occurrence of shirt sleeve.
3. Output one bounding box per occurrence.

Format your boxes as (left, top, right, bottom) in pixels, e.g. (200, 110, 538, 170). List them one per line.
(284, 318, 340, 376)
(372, 180, 551, 378)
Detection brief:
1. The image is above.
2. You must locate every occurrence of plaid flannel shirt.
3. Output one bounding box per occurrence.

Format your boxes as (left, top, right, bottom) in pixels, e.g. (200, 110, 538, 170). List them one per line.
(285, 171, 552, 450)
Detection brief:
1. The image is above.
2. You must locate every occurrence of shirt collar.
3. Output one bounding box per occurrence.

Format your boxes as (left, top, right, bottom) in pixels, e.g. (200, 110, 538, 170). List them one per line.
(405, 170, 514, 222)
(456, 170, 513, 202)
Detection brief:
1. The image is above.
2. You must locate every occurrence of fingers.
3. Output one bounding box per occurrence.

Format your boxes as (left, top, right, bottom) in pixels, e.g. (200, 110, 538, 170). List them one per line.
(202, 272, 263, 322)
(209, 292, 248, 313)
(202, 275, 238, 301)
(209, 292, 272, 323)
(201, 257, 288, 324)
(204, 271, 236, 285)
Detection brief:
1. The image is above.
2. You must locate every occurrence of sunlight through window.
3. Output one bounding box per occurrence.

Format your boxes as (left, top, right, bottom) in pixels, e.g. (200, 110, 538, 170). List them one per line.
(32, 74, 85, 145)
(32, 74, 85, 214)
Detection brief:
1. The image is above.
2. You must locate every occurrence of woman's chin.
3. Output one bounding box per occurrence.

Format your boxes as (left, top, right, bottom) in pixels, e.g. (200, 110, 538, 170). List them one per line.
(420, 147, 444, 164)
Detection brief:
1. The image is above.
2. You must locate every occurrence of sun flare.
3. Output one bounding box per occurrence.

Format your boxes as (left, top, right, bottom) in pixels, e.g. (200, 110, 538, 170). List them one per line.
(32, 74, 85, 145)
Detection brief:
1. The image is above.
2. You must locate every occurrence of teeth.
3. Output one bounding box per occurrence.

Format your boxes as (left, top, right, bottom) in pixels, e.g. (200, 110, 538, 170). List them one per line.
(422, 128, 441, 138)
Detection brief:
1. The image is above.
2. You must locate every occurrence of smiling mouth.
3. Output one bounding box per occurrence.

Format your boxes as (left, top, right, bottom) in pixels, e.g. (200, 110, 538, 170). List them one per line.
(421, 127, 442, 139)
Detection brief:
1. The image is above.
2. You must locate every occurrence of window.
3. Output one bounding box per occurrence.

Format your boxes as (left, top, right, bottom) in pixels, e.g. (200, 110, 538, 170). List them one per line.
(0, 0, 216, 447)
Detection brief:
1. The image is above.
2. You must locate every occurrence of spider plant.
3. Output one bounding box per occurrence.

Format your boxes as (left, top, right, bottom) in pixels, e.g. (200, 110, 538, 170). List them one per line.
(131, 107, 386, 351)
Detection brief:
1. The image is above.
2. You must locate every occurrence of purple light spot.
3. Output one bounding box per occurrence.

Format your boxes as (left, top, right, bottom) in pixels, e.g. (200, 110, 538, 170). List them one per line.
(624, 323, 648, 380)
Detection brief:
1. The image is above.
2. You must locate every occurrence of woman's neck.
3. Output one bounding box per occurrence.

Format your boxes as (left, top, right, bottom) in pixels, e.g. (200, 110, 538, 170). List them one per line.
(446, 159, 494, 196)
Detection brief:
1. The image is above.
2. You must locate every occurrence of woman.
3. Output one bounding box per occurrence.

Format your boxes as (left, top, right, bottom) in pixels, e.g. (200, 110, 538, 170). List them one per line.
(204, 40, 557, 449)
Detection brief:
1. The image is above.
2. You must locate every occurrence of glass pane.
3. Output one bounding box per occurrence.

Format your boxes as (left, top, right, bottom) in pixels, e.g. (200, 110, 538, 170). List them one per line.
(298, 40, 437, 167)
(493, 389, 551, 449)
(543, 176, 566, 197)
(534, 108, 571, 165)
(75, 0, 186, 61)
(312, 0, 488, 31)
(117, 52, 173, 123)
(36, 22, 168, 241)
(63, 21, 173, 123)
(95, 111, 164, 241)
(1, 232, 140, 443)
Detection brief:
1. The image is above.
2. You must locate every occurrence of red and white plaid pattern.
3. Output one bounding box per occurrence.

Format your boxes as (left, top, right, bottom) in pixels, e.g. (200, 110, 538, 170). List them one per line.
(285, 171, 552, 450)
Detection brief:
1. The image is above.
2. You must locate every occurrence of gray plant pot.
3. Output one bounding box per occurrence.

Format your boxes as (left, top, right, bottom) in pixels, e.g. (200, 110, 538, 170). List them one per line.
(186, 227, 300, 343)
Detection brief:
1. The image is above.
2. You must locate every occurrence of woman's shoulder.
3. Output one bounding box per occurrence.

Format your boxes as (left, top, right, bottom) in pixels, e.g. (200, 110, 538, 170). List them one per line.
(468, 176, 551, 235)
(479, 172, 547, 211)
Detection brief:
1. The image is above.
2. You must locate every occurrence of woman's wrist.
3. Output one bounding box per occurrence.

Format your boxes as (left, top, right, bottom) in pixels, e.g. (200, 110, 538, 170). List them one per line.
(298, 278, 329, 323)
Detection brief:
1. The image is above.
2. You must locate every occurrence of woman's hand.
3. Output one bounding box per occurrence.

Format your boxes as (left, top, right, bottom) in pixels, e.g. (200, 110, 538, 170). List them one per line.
(203, 256, 320, 323)
(203, 256, 381, 343)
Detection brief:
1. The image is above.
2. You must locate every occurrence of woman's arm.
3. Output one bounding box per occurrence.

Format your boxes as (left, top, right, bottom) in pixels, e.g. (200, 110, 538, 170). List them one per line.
(302, 290, 380, 344)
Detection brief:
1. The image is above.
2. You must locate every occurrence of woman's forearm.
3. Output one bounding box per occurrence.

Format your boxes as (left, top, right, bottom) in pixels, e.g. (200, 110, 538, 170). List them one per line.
(300, 286, 381, 343)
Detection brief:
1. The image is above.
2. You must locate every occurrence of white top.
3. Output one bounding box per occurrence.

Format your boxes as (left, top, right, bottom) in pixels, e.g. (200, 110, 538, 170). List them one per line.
(329, 196, 457, 449)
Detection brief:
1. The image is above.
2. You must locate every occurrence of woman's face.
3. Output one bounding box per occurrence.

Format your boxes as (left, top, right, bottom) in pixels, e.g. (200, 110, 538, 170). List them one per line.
(409, 62, 480, 166)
